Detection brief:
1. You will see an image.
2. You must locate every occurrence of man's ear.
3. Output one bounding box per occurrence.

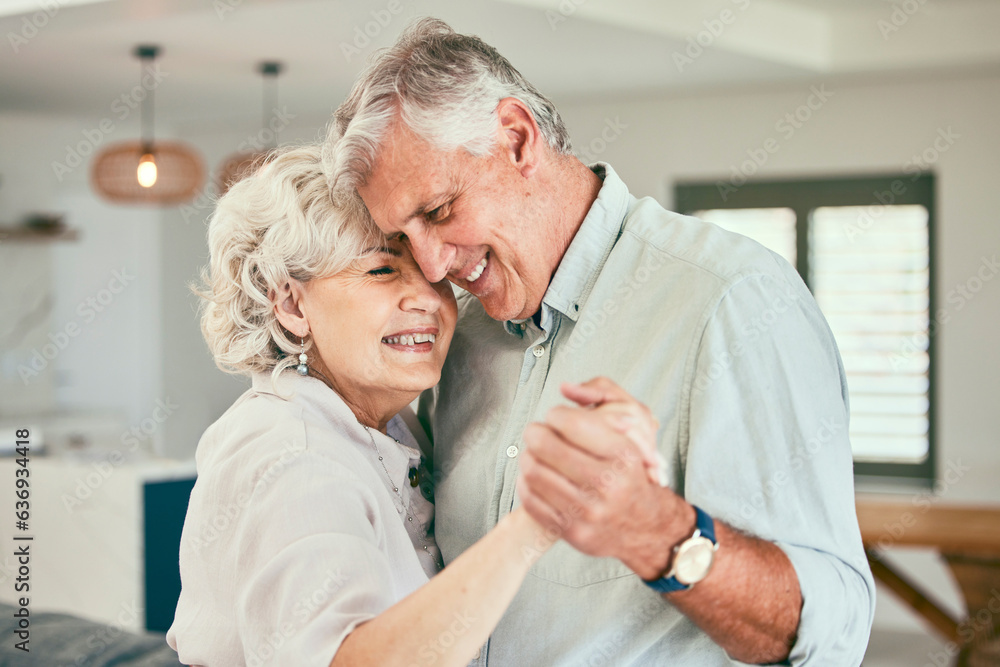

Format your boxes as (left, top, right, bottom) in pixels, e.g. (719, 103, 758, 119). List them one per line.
(496, 97, 543, 178)
(271, 279, 310, 338)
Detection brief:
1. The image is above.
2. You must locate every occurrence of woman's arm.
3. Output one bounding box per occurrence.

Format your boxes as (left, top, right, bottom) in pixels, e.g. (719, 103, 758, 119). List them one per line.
(331, 507, 554, 667)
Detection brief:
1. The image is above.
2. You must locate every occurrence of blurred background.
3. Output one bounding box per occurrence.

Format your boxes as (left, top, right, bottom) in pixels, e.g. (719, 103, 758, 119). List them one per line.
(0, 0, 998, 664)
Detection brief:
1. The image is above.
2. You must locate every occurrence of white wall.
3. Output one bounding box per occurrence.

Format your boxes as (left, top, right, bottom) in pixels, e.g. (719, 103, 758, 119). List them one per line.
(0, 113, 162, 450)
(557, 72, 1000, 635)
(156, 112, 335, 459)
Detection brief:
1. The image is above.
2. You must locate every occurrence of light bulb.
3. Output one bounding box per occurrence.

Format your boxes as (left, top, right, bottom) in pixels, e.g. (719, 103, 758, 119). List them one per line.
(137, 153, 158, 188)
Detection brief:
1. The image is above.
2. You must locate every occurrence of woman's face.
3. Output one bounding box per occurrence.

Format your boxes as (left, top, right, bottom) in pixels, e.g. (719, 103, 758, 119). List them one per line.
(301, 240, 458, 423)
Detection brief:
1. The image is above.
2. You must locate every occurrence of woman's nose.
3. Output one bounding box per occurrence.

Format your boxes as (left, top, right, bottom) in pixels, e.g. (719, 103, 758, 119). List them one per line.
(400, 271, 444, 314)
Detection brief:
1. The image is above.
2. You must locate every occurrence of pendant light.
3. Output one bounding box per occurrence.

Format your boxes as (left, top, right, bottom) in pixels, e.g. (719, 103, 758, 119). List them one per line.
(91, 45, 205, 206)
(215, 61, 283, 195)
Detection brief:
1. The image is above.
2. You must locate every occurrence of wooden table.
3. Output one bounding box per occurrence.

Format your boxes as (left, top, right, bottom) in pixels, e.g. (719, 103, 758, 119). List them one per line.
(856, 499, 1000, 666)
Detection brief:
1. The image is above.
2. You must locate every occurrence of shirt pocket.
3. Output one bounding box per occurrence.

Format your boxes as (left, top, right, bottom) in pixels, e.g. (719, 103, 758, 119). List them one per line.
(528, 539, 635, 587)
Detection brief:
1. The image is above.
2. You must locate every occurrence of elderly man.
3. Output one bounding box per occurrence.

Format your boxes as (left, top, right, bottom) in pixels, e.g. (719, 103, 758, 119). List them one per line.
(325, 18, 874, 666)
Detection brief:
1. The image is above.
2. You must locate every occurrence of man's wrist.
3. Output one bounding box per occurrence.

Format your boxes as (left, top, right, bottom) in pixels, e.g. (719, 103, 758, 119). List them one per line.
(625, 494, 698, 581)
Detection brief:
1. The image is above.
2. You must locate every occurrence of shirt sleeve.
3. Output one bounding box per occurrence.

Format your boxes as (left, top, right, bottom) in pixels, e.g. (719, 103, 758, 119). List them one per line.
(231, 450, 397, 666)
(682, 271, 876, 666)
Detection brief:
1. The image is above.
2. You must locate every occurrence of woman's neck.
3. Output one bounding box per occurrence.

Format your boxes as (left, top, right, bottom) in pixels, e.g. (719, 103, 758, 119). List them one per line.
(303, 364, 414, 435)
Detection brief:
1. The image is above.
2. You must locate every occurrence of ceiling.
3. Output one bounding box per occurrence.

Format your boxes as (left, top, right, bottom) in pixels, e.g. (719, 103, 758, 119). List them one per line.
(1, 0, 998, 128)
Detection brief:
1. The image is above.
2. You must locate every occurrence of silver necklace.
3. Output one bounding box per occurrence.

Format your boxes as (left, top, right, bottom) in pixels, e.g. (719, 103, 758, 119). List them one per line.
(362, 425, 432, 555)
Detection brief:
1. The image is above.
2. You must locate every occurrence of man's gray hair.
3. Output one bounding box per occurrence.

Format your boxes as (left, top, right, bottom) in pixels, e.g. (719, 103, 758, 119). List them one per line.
(324, 17, 572, 193)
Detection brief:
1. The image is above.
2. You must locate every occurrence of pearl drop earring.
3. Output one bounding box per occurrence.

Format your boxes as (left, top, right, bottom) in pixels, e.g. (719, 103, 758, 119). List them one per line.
(297, 336, 309, 376)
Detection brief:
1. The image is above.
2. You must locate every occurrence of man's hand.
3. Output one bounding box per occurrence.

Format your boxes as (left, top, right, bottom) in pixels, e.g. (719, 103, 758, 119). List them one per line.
(517, 377, 694, 579)
(518, 376, 803, 664)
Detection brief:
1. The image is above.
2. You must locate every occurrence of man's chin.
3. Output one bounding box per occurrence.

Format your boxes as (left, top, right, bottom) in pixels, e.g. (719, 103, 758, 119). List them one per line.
(478, 293, 518, 322)
(479, 293, 540, 323)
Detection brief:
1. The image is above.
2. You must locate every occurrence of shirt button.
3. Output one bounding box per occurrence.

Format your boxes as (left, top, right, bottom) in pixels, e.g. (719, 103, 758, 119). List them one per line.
(506, 445, 519, 458)
(532, 345, 545, 358)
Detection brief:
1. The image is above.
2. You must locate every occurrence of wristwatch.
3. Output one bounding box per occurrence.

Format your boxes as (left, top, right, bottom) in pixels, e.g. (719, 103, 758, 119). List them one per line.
(643, 505, 718, 594)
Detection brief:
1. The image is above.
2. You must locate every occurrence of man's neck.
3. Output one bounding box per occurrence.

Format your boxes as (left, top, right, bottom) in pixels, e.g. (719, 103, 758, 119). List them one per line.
(544, 156, 605, 282)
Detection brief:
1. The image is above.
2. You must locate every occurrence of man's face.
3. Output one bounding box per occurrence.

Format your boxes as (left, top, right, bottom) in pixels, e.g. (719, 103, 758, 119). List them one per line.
(358, 120, 556, 322)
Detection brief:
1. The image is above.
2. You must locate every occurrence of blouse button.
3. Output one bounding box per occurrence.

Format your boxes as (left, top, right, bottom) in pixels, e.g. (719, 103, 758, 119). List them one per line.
(506, 445, 519, 458)
(532, 345, 544, 358)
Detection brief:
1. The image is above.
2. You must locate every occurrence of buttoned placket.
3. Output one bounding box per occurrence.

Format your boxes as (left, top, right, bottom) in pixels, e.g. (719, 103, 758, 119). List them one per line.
(504, 315, 560, 501)
(472, 312, 560, 666)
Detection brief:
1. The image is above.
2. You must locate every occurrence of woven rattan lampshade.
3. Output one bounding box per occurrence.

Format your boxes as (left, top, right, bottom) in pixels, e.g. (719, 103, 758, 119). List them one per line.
(215, 149, 271, 195)
(92, 141, 205, 205)
(90, 45, 205, 206)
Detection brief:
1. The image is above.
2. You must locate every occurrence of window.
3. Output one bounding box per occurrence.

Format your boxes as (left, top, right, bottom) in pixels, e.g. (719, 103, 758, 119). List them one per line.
(675, 175, 935, 484)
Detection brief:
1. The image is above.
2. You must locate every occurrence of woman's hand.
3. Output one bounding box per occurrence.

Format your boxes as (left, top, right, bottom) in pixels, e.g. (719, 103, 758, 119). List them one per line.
(560, 378, 667, 487)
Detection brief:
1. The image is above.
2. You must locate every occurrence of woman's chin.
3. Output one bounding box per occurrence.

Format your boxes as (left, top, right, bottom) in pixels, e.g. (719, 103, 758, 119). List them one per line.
(391, 367, 442, 397)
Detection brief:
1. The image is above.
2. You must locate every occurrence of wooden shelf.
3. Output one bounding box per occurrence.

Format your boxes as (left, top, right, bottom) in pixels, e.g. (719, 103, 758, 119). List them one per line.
(0, 226, 79, 243)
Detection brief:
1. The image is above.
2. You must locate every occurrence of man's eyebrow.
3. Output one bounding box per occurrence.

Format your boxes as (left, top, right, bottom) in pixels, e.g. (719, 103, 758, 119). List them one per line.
(406, 194, 450, 223)
(406, 201, 433, 222)
(362, 245, 402, 257)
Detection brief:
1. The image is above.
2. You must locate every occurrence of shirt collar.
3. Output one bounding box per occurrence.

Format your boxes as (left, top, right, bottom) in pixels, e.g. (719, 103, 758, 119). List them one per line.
(250, 371, 422, 463)
(514, 163, 631, 332)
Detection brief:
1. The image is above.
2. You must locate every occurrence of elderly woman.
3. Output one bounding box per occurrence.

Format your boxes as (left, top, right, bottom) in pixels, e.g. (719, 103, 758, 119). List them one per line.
(165, 144, 562, 666)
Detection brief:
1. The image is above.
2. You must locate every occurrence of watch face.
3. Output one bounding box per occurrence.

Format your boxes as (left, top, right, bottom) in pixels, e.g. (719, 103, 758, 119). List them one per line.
(674, 536, 716, 585)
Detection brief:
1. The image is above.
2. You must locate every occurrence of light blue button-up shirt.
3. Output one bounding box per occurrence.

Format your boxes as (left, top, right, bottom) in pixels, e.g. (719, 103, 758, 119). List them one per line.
(422, 164, 875, 665)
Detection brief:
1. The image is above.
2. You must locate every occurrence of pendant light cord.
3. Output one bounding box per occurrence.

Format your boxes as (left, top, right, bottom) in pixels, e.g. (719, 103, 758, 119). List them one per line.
(136, 45, 159, 154)
(260, 61, 282, 149)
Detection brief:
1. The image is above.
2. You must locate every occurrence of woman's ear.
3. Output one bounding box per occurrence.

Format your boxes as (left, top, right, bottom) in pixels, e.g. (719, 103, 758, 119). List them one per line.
(271, 279, 310, 338)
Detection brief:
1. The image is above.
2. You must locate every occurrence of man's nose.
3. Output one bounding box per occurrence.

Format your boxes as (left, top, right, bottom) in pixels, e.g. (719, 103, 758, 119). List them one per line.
(407, 231, 456, 284)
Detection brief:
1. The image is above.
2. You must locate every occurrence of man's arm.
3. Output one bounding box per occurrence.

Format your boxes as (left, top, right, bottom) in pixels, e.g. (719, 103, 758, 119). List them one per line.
(519, 271, 875, 665)
(519, 383, 800, 663)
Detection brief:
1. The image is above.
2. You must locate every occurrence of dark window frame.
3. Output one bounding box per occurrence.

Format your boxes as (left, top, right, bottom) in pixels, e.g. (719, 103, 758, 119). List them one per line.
(674, 174, 936, 485)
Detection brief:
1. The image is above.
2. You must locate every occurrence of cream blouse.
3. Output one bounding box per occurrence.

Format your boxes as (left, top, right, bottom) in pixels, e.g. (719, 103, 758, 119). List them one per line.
(167, 371, 442, 666)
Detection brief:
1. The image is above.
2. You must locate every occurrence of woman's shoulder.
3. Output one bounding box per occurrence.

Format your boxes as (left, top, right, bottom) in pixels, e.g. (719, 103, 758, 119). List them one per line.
(195, 374, 378, 491)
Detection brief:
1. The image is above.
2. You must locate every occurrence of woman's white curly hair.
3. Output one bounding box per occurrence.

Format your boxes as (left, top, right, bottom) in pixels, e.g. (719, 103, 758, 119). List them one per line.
(197, 144, 382, 382)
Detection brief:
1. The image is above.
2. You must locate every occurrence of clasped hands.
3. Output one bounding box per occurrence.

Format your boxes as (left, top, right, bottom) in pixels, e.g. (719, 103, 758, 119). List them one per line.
(517, 377, 698, 581)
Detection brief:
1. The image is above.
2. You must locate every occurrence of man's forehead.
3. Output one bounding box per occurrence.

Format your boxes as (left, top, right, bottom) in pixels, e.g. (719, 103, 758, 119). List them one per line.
(363, 131, 455, 223)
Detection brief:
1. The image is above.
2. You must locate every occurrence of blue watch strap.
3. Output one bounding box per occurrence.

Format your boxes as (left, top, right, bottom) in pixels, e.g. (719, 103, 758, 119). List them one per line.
(694, 504, 716, 543)
(643, 505, 716, 594)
